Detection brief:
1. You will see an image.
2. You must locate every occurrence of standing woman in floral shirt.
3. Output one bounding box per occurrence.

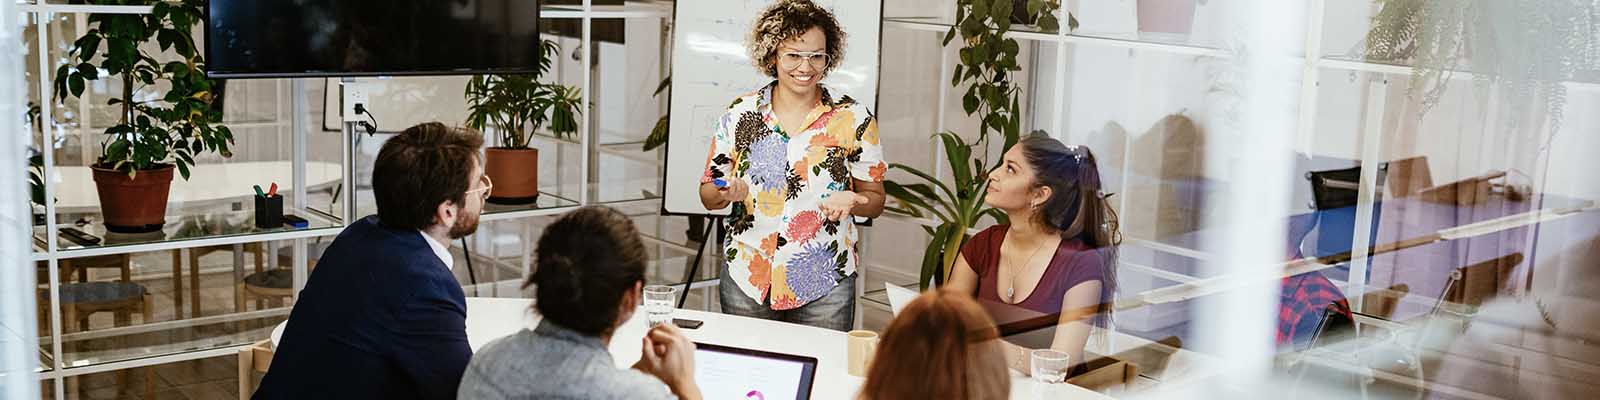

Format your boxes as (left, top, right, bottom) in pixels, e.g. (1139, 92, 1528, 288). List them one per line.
(699, 0, 887, 331)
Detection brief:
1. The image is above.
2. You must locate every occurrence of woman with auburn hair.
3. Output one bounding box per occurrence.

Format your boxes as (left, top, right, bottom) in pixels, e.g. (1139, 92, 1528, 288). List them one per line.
(858, 291, 1009, 400)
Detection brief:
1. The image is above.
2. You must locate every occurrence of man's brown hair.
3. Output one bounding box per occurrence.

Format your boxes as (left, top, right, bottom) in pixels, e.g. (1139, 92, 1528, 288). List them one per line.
(372, 122, 484, 230)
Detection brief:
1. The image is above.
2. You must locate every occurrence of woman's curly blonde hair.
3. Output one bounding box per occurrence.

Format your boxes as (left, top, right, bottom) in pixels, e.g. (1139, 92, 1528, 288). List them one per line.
(747, 0, 847, 78)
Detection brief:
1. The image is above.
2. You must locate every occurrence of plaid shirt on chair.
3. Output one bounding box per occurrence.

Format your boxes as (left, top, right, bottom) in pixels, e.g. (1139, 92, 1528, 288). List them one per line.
(1277, 271, 1351, 350)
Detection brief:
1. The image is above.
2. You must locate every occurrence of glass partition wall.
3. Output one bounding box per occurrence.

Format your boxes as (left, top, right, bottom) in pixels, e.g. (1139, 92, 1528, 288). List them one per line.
(11, 0, 1597, 398)
(869, 0, 1598, 397)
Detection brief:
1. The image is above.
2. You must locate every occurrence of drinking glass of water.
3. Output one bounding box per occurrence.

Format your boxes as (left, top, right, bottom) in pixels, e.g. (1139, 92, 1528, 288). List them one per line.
(1031, 349, 1070, 384)
(643, 285, 678, 327)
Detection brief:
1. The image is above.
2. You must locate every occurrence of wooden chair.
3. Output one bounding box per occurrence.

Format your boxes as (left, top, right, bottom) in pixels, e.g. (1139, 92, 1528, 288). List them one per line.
(240, 253, 318, 311)
(1361, 283, 1410, 319)
(174, 242, 266, 317)
(40, 257, 157, 400)
(237, 339, 275, 400)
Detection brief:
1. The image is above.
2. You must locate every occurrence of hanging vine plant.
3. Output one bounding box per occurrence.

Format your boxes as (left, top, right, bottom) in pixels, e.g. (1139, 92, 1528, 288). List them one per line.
(1363, 0, 1599, 134)
(884, 0, 1075, 289)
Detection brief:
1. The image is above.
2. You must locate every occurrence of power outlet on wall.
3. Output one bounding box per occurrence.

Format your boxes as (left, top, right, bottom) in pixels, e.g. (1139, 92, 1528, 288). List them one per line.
(341, 82, 369, 121)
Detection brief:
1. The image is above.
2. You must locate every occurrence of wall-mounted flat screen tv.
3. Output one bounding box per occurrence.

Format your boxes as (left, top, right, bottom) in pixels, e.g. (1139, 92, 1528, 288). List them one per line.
(206, 0, 541, 78)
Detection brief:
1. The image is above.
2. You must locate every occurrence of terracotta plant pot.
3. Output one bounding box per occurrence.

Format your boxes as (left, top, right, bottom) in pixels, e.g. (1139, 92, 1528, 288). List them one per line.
(91, 164, 174, 233)
(484, 147, 539, 205)
(1136, 0, 1197, 40)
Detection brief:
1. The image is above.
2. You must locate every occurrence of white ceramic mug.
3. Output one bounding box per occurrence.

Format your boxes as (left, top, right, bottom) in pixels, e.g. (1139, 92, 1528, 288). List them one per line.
(847, 330, 880, 377)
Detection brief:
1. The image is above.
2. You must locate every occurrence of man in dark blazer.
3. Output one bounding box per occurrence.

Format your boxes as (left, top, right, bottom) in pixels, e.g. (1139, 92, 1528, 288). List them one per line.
(254, 122, 489, 399)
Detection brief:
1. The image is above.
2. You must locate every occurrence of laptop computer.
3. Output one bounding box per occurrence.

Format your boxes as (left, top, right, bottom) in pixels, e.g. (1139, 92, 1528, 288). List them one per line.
(693, 342, 818, 400)
(885, 283, 918, 316)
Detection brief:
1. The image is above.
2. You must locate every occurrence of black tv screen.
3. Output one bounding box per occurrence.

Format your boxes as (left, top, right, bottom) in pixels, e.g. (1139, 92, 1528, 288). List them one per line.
(206, 0, 541, 78)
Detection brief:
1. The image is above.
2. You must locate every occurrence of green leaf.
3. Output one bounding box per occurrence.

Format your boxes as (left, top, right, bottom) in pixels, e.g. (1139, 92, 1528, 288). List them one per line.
(940, 227, 971, 281)
(652, 76, 672, 97)
(900, 183, 953, 214)
(156, 29, 177, 51)
(1027, 0, 1044, 16)
(175, 160, 190, 180)
(943, 27, 957, 46)
(105, 139, 131, 160)
(962, 91, 979, 114)
(884, 181, 951, 222)
(642, 115, 669, 151)
(919, 224, 953, 289)
(889, 162, 957, 203)
(991, 0, 1011, 21)
(952, 64, 964, 87)
(939, 133, 974, 186)
(1038, 14, 1060, 33)
(68, 74, 85, 98)
(1002, 38, 1020, 56)
(77, 33, 101, 62)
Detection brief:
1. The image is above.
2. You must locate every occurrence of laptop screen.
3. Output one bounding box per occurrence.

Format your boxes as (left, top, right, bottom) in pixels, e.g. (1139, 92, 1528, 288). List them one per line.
(693, 342, 817, 400)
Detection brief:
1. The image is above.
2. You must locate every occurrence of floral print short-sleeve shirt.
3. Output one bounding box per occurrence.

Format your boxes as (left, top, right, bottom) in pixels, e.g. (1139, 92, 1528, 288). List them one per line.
(701, 82, 886, 310)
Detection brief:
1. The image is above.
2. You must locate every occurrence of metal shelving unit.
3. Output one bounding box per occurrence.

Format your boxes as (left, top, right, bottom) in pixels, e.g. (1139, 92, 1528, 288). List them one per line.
(20, 1, 677, 396)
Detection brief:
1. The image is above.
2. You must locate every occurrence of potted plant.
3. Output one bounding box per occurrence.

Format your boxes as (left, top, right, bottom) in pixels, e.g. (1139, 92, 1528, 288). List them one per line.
(52, 0, 233, 233)
(1136, 0, 1203, 41)
(885, 0, 1069, 289)
(464, 39, 583, 205)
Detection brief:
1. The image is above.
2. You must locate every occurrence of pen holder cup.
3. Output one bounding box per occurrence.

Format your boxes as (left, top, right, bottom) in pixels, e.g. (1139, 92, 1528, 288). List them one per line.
(255, 195, 284, 229)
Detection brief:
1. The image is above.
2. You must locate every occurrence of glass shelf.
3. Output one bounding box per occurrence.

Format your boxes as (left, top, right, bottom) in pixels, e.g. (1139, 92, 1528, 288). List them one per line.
(481, 191, 583, 218)
(1318, 54, 1600, 87)
(882, 16, 1222, 56)
(884, 15, 1060, 37)
(58, 313, 286, 367)
(475, 191, 583, 223)
(34, 207, 342, 255)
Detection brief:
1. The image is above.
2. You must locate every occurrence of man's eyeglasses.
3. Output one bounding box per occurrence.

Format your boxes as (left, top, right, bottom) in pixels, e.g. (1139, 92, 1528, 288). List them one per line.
(465, 174, 493, 201)
(778, 51, 831, 70)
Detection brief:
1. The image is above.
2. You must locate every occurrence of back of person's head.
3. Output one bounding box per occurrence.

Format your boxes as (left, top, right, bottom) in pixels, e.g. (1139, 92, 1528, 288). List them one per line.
(858, 291, 1008, 400)
(372, 122, 484, 230)
(529, 206, 648, 336)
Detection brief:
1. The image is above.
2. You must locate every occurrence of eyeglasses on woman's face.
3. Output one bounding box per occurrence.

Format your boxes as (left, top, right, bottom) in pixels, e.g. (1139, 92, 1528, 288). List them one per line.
(778, 51, 831, 70)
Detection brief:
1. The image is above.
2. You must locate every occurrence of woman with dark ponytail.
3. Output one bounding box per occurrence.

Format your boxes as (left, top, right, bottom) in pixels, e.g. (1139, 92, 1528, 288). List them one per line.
(459, 206, 703, 399)
(943, 135, 1120, 375)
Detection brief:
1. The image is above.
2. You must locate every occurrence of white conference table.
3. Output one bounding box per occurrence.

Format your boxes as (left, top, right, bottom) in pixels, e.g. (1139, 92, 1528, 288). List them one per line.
(47, 161, 344, 212)
(272, 297, 1112, 399)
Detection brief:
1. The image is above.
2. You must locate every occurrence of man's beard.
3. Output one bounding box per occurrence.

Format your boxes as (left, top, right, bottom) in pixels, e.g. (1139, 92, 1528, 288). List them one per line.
(447, 210, 481, 239)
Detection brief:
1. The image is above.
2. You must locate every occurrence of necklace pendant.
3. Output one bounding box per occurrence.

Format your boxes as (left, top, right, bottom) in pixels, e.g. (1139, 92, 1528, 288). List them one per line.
(1006, 286, 1014, 302)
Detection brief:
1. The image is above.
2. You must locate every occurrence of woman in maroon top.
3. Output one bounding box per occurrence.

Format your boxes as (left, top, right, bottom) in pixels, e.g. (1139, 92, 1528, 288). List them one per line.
(943, 136, 1120, 374)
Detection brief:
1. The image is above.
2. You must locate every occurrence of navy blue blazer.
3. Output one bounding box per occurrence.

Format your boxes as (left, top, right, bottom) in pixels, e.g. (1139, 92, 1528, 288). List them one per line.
(254, 216, 469, 400)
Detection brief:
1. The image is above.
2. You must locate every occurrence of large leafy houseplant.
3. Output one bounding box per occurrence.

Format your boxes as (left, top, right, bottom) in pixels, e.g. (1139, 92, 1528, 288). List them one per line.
(51, 0, 233, 232)
(464, 39, 582, 147)
(464, 39, 583, 204)
(885, 0, 1073, 289)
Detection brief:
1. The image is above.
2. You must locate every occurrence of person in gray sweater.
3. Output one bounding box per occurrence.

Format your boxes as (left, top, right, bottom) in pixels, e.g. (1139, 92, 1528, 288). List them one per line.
(458, 206, 703, 400)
